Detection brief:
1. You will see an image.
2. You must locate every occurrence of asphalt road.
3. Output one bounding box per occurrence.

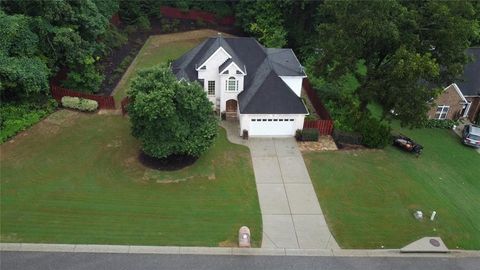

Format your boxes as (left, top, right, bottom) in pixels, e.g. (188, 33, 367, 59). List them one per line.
(1, 252, 479, 270)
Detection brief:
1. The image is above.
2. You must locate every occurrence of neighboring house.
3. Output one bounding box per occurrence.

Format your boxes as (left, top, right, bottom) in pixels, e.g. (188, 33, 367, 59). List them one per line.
(172, 35, 308, 136)
(427, 48, 480, 123)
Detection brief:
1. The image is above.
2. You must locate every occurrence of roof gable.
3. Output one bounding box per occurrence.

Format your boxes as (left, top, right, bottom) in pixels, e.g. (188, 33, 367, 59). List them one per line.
(172, 36, 307, 114)
(219, 59, 246, 75)
(196, 46, 231, 70)
(238, 71, 307, 114)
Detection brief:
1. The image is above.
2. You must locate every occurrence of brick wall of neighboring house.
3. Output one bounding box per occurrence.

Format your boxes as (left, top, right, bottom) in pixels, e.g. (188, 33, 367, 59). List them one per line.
(427, 84, 465, 120)
(466, 96, 480, 122)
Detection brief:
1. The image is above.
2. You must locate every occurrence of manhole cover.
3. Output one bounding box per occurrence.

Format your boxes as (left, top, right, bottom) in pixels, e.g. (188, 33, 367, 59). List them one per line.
(429, 239, 440, 247)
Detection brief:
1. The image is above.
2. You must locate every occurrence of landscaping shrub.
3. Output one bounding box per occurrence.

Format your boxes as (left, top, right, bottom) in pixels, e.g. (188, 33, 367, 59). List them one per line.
(102, 25, 128, 53)
(0, 100, 57, 143)
(332, 130, 363, 145)
(61, 96, 98, 112)
(136, 16, 151, 31)
(62, 60, 104, 93)
(301, 128, 320, 141)
(421, 119, 459, 129)
(355, 116, 391, 148)
(295, 129, 303, 141)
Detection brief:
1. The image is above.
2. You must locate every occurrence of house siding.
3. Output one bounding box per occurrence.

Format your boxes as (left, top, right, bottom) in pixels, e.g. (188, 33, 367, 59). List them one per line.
(197, 48, 231, 108)
(466, 96, 480, 122)
(427, 85, 466, 120)
(279, 76, 304, 97)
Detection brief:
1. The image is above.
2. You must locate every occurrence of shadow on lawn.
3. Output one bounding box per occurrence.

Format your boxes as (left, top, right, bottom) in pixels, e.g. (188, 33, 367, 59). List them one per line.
(138, 151, 198, 171)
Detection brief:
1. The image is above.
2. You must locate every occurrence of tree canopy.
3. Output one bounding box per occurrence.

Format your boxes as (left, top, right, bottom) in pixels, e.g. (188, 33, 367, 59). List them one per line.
(1, 0, 119, 96)
(128, 65, 217, 159)
(311, 0, 479, 126)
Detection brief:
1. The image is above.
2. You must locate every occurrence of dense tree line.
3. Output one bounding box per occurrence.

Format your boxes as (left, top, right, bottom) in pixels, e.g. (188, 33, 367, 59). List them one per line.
(1, 0, 478, 146)
(236, 0, 479, 135)
(1, 0, 119, 100)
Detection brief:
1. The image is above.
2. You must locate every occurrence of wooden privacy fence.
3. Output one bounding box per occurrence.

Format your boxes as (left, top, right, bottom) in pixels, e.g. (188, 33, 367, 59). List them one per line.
(304, 120, 334, 135)
(302, 79, 332, 120)
(302, 79, 334, 135)
(51, 85, 116, 110)
(160, 6, 235, 26)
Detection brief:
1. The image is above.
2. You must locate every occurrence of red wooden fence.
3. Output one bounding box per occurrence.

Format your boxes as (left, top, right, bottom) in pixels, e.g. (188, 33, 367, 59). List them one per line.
(160, 6, 235, 26)
(303, 120, 334, 136)
(302, 79, 332, 120)
(302, 78, 334, 135)
(51, 85, 116, 110)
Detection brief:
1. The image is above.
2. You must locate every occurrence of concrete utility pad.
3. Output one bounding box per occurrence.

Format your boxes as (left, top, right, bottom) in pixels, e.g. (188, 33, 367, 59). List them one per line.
(400, 237, 449, 253)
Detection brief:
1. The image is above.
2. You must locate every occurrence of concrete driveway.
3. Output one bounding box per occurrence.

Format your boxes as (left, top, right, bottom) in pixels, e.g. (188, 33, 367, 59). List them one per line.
(249, 138, 339, 249)
(222, 121, 338, 249)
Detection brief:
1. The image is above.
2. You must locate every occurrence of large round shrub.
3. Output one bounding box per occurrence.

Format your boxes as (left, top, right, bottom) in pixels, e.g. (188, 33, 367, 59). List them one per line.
(128, 65, 217, 159)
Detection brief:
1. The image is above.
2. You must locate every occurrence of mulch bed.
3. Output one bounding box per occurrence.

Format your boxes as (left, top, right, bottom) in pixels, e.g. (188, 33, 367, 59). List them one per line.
(98, 17, 245, 96)
(298, 135, 338, 152)
(139, 151, 198, 171)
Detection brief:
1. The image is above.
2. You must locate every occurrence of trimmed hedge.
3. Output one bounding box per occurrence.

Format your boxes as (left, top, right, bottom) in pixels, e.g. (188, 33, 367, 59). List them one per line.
(422, 119, 459, 129)
(61, 96, 98, 112)
(296, 128, 319, 141)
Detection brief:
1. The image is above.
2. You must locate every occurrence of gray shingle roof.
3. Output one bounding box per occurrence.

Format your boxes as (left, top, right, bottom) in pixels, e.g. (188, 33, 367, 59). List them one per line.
(238, 70, 308, 114)
(171, 36, 307, 114)
(456, 48, 480, 97)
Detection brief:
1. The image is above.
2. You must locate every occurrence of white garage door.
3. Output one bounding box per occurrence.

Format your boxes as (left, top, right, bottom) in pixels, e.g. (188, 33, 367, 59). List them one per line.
(249, 117, 296, 136)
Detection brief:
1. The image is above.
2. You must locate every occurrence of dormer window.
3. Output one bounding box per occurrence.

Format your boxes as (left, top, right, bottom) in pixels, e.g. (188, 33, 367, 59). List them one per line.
(227, 77, 238, 91)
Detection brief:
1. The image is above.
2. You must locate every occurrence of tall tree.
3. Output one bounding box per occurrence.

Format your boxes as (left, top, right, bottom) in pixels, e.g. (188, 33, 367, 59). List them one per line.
(1, 0, 118, 92)
(235, 0, 288, 48)
(0, 11, 50, 100)
(312, 0, 479, 126)
(128, 65, 217, 159)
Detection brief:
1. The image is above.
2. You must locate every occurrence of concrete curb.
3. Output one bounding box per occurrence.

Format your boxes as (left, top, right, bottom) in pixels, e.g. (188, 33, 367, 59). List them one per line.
(1, 243, 479, 258)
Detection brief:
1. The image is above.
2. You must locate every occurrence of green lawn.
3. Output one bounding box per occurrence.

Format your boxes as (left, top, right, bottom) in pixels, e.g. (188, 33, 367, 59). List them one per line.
(304, 127, 480, 249)
(112, 30, 227, 105)
(0, 110, 261, 247)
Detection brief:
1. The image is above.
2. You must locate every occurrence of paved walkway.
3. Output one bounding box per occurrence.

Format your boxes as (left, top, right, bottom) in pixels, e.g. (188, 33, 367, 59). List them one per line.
(221, 121, 339, 249)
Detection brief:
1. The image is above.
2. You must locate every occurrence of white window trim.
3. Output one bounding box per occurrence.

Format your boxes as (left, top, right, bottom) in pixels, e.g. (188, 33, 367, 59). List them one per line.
(226, 77, 237, 92)
(207, 81, 215, 96)
(435, 105, 449, 120)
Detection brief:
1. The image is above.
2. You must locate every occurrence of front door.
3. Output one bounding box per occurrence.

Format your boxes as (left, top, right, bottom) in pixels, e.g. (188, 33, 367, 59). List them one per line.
(226, 99, 237, 113)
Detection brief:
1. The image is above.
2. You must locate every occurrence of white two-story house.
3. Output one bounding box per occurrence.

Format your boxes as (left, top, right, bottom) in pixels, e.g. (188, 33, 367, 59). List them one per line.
(172, 35, 308, 137)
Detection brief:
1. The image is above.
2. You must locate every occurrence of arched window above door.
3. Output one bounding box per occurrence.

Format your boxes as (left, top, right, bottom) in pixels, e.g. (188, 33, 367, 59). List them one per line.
(226, 77, 238, 91)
